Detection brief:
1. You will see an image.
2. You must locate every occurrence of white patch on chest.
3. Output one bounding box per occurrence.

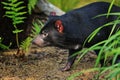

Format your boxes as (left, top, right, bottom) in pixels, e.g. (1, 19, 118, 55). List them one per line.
(74, 44, 81, 50)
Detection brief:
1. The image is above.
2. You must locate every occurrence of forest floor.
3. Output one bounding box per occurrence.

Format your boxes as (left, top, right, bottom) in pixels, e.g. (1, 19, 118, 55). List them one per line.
(0, 45, 100, 80)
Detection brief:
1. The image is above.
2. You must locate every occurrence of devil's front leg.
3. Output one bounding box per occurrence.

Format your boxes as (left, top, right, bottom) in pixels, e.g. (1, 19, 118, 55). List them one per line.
(61, 49, 79, 71)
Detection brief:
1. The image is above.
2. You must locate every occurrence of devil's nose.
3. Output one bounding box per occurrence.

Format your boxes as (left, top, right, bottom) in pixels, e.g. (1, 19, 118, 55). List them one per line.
(32, 36, 44, 46)
(32, 38, 39, 44)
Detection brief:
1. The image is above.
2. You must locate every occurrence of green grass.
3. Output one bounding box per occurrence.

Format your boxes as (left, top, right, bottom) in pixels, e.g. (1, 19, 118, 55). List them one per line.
(48, 0, 120, 12)
(68, 16, 120, 80)
(48, 0, 81, 12)
(67, 0, 120, 79)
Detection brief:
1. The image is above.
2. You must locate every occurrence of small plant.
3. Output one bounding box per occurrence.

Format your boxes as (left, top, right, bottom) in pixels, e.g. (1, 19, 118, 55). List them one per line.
(20, 19, 43, 54)
(2, 0, 27, 48)
(1, 0, 42, 56)
(19, 0, 43, 54)
(31, 19, 43, 37)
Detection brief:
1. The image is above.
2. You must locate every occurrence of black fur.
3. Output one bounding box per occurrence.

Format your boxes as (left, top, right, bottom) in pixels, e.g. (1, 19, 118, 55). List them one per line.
(33, 2, 120, 71)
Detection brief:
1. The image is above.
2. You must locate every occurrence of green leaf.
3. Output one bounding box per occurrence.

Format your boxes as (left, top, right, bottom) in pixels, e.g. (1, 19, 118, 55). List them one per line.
(1, 2, 8, 5)
(31, 19, 43, 38)
(10, 0, 17, 3)
(93, 12, 120, 19)
(12, 29, 23, 34)
(107, 0, 115, 17)
(20, 37, 33, 53)
(13, 20, 24, 25)
(14, 12, 27, 17)
(28, 0, 38, 14)
(32, 22, 41, 34)
(3, 6, 11, 10)
(13, 1, 24, 7)
(14, 6, 26, 12)
(5, 15, 14, 18)
(13, 17, 26, 21)
(6, 11, 16, 15)
(2, 0, 27, 25)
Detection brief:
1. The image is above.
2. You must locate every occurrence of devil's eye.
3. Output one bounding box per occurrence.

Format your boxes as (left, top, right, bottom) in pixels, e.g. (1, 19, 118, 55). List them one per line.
(42, 30, 48, 37)
(43, 33, 48, 37)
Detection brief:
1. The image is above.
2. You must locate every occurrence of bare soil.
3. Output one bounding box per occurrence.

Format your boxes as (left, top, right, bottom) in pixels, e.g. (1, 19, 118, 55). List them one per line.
(0, 46, 98, 80)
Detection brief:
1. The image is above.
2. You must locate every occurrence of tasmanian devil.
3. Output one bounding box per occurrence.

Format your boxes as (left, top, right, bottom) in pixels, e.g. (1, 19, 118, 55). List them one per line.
(32, 2, 120, 71)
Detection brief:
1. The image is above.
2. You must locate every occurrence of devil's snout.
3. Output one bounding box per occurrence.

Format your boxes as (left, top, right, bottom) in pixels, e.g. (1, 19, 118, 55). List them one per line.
(32, 35, 45, 47)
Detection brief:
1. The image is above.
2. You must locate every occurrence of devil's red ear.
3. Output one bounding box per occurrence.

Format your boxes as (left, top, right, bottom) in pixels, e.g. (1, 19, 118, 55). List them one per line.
(55, 20, 64, 33)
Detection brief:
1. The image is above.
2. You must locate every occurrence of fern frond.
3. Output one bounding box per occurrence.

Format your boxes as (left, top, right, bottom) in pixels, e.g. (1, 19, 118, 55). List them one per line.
(30, 20, 43, 38)
(9, 0, 18, 3)
(2, 0, 27, 48)
(2, 0, 27, 25)
(12, 29, 23, 34)
(20, 20, 43, 53)
(20, 37, 32, 53)
(14, 6, 26, 12)
(32, 22, 41, 35)
(13, 1, 24, 7)
(13, 17, 26, 20)
(14, 12, 27, 16)
(28, 0, 38, 14)
(5, 9, 26, 17)
(13, 21, 24, 25)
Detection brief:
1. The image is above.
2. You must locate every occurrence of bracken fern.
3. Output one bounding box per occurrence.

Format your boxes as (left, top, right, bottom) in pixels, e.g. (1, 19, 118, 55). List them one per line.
(2, 0, 27, 48)
(28, 0, 38, 14)
(20, 19, 42, 54)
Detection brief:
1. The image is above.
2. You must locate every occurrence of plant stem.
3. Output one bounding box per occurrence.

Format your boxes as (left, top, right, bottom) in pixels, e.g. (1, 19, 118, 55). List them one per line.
(14, 25, 19, 48)
(16, 33, 19, 48)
